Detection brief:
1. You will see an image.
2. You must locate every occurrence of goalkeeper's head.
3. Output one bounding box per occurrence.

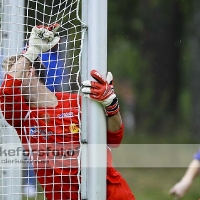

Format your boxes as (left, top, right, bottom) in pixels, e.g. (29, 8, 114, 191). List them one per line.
(2, 55, 21, 72)
(32, 57, 46, 85)
(2, 55, 46, 85)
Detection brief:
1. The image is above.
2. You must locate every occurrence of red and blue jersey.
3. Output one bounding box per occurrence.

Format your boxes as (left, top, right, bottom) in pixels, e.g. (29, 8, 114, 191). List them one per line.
(0, 74, 131, 200)
(40, 50, 65, 92)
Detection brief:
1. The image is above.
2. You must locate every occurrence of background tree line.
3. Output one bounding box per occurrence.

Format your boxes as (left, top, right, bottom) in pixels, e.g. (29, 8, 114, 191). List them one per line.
(107, 0, 200, 142)
(25, 0, 200, 142)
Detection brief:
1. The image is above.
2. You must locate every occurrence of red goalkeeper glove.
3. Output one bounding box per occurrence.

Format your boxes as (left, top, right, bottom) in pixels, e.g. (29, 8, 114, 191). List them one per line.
(81, 70, 119, 117)
(36, 23, 60, 34)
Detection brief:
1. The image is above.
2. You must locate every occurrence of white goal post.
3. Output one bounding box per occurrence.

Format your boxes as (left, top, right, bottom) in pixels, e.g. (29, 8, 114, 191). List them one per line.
(0, 0, 24, 199)
(81, 0, 107, 199)
(0, 0, 107, 199)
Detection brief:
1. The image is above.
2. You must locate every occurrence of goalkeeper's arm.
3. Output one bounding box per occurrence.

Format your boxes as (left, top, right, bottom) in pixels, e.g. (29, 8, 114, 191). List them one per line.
(8, 25, 60, 80)
(107, 112, 122, 132)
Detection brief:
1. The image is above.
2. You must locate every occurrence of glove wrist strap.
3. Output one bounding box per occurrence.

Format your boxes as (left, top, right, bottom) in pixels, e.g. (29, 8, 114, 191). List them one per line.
(23, 47, 40, 63)
(105, 97, 119, 117)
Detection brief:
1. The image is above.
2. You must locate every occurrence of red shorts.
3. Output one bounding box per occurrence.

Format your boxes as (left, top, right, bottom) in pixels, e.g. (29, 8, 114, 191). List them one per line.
(107, 176, 136, 200)
(36, 167, 80, 200)
(36, 167, 135, 200)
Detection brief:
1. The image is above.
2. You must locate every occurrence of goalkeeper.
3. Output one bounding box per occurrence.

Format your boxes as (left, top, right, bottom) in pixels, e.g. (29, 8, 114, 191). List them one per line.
(0, 25, 135, 200)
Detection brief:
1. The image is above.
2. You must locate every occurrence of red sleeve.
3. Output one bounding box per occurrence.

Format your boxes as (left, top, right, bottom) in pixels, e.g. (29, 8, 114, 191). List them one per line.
(1, 74, 22, 95)
(107, 124, 124, 148)
(0, 74, 28, 128)
(78, 94, 123, 147)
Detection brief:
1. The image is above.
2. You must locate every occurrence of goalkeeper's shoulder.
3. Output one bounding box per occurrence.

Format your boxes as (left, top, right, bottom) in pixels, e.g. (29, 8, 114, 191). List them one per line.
(56, 92, 80, 104)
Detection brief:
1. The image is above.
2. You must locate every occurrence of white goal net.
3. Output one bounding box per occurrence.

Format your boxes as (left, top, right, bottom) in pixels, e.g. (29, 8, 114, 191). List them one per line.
(0, 0, 86, 199)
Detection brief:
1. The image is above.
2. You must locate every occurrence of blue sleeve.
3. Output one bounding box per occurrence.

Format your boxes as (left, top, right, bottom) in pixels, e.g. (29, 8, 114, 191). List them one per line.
(40, 51, 65, 92)
(193, 148, 200, 160)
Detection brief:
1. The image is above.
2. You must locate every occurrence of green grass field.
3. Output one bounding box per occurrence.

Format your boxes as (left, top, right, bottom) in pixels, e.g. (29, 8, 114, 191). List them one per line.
(119, 168, 200, 200)
(22, 168, 200, 200)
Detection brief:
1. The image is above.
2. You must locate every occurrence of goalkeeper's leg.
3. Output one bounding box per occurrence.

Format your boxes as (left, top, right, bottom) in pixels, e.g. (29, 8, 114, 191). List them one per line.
(107, 176, 136, 200)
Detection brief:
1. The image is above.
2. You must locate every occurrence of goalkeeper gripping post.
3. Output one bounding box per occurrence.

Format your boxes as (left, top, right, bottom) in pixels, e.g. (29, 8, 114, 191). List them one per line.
(81, 70, 119, 117)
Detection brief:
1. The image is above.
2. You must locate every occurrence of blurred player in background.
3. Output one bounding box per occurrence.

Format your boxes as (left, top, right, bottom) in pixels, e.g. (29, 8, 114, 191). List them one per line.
(0, 25, 135, 199)
(169, 149, 200, 199)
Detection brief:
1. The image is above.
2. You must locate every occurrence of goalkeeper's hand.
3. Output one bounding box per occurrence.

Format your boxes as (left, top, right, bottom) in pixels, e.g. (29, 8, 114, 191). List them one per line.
(23, 24, 60, 63)
(81, 70, 119, 117)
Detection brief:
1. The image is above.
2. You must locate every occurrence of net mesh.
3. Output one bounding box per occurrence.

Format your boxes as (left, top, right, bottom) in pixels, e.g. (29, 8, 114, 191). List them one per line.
(0, 0, 85, 199)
